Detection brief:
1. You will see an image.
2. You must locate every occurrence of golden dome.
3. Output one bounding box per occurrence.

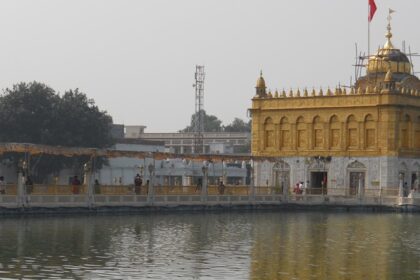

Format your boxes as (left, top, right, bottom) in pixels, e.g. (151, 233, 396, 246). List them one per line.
(256, 71, 266, 88)
(367, 22, 411, 75)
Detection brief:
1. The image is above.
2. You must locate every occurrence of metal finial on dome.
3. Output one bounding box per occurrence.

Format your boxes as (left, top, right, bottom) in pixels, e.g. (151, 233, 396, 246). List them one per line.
(282, 89, 286, 97)
(327, 87, 332, 96)
(384, 9, 396, 49)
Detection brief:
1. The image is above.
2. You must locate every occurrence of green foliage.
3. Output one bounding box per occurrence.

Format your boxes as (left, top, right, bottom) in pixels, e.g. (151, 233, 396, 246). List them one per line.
(182, 112, 251, 134)
(0, 81, 114, 182)
(0, 82, 113, 148)
(181, 110, 223, 132)
(223, 118, 251, 132)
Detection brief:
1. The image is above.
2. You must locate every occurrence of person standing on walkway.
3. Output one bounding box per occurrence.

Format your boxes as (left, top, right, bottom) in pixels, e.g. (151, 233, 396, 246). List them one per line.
(134, 174, 142, 195)
(94, 179, 101, 194)
(0, 176, 5, 194)
(218, 181, 225, 195)
(25, 176, 34, 195)
(71, 175, 81, 194)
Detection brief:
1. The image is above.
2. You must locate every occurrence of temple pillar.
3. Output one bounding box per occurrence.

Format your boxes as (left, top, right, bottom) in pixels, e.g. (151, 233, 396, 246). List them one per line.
(147, 164, 155, 203)
(358, 173, 364, 200)
(398, 173, 404, 197)
(84, 162, 94, 208)
(201, 163, 208, 201)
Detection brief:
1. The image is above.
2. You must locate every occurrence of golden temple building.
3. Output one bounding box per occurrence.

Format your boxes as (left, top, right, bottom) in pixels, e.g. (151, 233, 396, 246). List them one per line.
(250, 19, 420, 194)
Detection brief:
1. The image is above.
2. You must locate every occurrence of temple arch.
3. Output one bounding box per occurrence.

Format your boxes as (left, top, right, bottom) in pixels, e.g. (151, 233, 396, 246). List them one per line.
(400, 114, 412, 148)
(313, 116, 323, 148)
(272, 160, 290, 194)
(346, 115, 358, 148)
(364, 114, 376, 148)
(347, 160, 366, 195)
(329, 115, 340, 149)
(279, 117, 290, 149)
(264, 117, 274, 149)
(296, 116, 306, 149)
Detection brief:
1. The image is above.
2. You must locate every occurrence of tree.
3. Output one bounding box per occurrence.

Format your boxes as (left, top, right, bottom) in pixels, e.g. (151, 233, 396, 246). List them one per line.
(0, 81, 114, 182)
(0, 82, 59, 144)
(224, 118, 251, 132)
(181, 110, 222, 132)
(0, 82, 113, 147)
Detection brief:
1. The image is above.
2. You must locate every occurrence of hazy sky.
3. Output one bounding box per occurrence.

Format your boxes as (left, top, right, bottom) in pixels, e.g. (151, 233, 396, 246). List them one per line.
(0, 0, 419, 132)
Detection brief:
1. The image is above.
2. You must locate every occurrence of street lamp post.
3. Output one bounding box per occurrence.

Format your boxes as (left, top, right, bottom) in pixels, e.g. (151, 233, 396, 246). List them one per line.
(398, 173, 404, 197)
(147, 163, 155, 203)
(249, 159, 255, 201)
(201, 161, 209, 201)
(357, 172, 363, 201)
(84, 161, 94, 208)
(17, 159, 27, 207)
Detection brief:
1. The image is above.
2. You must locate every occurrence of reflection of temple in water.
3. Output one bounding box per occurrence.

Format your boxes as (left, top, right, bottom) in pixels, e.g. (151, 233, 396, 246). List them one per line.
(250, 17, 420, 195)
(249, 213, 419, 279)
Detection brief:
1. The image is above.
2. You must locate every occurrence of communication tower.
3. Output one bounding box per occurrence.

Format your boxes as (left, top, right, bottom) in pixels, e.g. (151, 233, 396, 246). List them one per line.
(193, 65, 205, 154)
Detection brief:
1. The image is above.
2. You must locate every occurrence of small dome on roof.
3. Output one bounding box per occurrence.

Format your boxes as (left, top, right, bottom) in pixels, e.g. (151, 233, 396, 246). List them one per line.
(256, 71, 266, 88)
(384, 69, 393, 82)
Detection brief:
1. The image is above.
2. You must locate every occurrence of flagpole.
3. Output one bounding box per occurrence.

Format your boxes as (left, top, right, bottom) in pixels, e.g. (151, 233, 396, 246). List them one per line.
(368, 1, 370, 58)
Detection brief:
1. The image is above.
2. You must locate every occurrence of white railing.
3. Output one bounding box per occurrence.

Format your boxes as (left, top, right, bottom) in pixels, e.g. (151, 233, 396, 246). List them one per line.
(0, 184, 417, 209)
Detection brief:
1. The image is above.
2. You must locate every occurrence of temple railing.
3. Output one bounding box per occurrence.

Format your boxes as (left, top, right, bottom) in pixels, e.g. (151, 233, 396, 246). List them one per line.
(0, 184, 415, 209)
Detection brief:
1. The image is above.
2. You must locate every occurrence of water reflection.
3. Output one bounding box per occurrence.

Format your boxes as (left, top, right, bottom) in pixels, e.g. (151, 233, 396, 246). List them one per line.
(0, 212, 418, 279)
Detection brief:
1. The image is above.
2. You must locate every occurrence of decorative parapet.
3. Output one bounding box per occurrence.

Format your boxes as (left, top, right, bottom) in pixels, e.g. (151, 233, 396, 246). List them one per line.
(253, 85, 420, 100)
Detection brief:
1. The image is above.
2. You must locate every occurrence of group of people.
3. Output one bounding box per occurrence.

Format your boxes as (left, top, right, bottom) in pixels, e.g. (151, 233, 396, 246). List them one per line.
(293, 181, 305, 195)
(0, 175, 33, 195)
(195, 179, 226, 195)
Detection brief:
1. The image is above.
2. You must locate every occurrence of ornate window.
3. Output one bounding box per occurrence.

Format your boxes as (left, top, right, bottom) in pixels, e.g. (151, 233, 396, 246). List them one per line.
(329, 115, 340, 148)
(364, 114, 376, 148)
(264, 118, 274, 149)
(313, 116, 323, 148)
(347, 115, 358, 148)
(296, 117, 306, 149)
(400, 114, 411, 148)
(280, 117, 290, 149)
(415, 116, 420, 149)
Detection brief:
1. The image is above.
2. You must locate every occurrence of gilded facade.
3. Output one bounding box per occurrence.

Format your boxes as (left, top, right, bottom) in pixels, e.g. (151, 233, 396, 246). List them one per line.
(250, 21, 420, 192)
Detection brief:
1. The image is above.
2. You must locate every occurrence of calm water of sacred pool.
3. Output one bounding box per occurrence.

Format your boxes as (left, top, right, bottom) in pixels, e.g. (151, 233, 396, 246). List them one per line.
(0, 211, 418, 279)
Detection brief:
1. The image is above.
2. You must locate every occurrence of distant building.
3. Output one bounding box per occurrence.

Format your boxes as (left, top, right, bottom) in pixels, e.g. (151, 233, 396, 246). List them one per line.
(137, 131, 250, 154)
(110, 124, 125, 139)
(125, 125, 147, 138)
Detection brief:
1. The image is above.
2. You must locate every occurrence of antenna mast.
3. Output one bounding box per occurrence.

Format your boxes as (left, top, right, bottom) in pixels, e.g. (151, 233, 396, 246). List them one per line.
(193, 65, 205, 154)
